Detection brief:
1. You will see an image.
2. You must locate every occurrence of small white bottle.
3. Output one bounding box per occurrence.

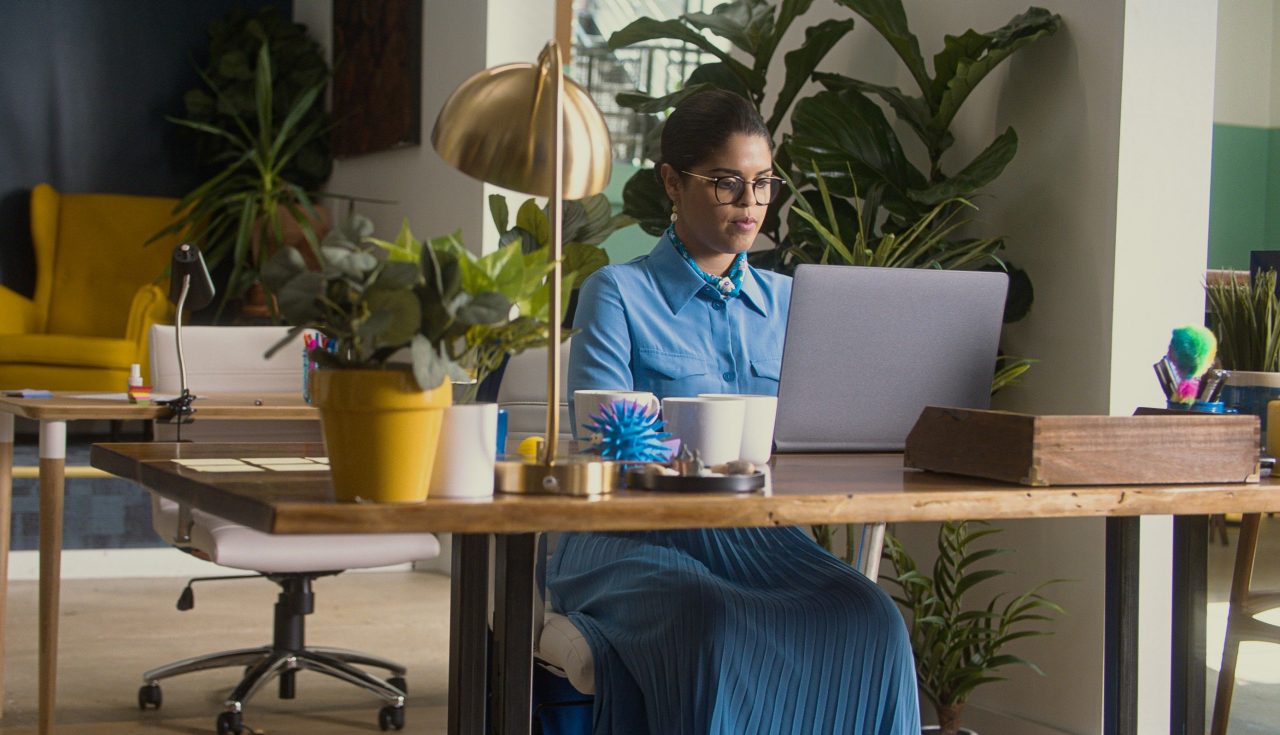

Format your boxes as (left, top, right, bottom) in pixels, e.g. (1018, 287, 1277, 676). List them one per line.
(128, 363, 143, 390)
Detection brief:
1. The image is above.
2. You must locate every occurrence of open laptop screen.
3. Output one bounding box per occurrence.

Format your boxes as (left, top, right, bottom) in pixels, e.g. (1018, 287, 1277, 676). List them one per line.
(773, 264, 1008, 453)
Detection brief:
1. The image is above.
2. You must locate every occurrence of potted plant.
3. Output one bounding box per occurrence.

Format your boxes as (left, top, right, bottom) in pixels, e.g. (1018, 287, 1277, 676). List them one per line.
(261, 214, 511, 503)
(1206, 268, 1280, 441)
(882, 521, 1063, 735)
(156, 7, 334, 317)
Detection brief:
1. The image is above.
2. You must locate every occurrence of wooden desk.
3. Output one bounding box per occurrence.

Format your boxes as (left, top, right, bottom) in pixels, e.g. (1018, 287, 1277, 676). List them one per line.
(0, 394, 313, 734)
(89, 442, 1280, 735)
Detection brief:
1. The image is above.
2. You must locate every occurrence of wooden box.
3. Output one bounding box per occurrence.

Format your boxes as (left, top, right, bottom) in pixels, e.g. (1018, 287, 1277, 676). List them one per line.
(903, 407, 1261, 486)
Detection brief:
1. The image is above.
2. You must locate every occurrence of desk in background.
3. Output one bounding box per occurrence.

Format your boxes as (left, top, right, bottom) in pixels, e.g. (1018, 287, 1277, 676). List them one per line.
(0, 394, 314, 735)
(91, 442, 1280, 735)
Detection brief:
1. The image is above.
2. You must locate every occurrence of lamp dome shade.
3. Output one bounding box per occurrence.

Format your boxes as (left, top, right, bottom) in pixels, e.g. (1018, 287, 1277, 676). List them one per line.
(431, 54, 613, 199)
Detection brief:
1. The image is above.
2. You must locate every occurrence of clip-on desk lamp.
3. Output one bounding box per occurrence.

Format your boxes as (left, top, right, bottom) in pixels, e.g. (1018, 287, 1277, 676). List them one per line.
(432, 40, 615, 496)
(159, 242, 215, 424)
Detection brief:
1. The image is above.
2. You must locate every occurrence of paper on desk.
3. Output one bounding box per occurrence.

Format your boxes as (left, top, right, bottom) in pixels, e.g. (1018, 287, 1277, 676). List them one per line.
(70, 392, 179, 401)
(3, 389, 53, 398)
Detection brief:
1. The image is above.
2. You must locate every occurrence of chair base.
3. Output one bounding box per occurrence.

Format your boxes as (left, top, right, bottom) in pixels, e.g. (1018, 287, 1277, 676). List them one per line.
(138, 573, 409, 732)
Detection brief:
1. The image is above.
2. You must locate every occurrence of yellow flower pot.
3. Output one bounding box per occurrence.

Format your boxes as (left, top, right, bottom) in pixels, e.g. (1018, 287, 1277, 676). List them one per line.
(311, 369, 452, 503)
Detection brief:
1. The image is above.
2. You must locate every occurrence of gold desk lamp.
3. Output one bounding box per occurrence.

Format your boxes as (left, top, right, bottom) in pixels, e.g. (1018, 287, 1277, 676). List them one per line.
(432, 40, 618, 496)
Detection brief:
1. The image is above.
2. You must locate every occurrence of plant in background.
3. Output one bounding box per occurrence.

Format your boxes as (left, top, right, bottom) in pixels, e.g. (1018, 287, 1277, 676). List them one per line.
(787, 0, 1061, 321)
(607, 0, 855, 238)
(261, 214, 512, 391)
(1205, 269, 1280, 372)
(883, 521, 1063, 735)
(156, 8, 335, 315)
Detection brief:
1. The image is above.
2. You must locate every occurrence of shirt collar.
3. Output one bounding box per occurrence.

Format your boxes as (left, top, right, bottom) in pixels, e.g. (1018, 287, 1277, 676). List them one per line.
(646, 232, 771, 318)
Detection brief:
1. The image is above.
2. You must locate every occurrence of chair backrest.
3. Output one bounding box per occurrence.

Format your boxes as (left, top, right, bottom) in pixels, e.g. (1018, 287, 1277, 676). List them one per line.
(149, 325, 304, 394)
(32, 183, 183, 336)
(496, 339, 574, 447)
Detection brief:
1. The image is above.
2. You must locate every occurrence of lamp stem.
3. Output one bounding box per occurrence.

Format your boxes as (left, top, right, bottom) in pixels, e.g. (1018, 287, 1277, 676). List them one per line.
(543, 41, 565, 465)
(175, 274, 191, 399)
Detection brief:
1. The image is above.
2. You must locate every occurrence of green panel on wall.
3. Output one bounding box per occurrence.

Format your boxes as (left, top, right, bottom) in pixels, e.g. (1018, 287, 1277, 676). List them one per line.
(1208, 124, 1271, 269)
(600, 160, 656, 264)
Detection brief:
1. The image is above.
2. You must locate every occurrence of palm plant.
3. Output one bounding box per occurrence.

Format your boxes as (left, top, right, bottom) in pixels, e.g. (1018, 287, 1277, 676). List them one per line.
(883, 521, 1063, 735)
(155, 42, 332, 314)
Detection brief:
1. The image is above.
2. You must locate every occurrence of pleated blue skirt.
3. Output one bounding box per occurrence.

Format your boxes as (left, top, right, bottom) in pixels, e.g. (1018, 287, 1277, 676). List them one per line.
(546, 527, 921, 735)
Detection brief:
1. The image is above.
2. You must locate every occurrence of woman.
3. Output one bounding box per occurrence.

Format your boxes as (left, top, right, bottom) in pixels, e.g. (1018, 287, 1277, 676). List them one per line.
(549, 89, 920, 734)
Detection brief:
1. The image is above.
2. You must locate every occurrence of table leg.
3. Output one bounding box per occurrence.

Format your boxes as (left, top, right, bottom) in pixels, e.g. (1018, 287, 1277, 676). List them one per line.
(1171, 515, 1207, 735)
(449, 533, 491, 735)
(492, 533, 535, 735)
(37, 420, 66, 735)
(1105, 516, 1139, 735)
(0, 413, 12, 719)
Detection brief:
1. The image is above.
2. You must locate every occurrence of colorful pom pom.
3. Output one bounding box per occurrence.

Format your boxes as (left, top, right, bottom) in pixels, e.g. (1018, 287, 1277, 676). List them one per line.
(1167, 326, 1217, 380)
(583, 399, 672, 463)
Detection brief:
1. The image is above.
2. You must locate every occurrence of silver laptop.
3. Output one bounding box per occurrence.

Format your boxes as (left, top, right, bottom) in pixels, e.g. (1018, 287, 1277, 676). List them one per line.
(773, 264, 1008, 452)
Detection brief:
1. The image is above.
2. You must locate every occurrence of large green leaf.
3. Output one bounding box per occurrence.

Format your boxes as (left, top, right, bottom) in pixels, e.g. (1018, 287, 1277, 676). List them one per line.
(616, 83, 717, 115)
(608, 18, 764, 94)
(683, 0, 776, 59)
(908, 128, 1018, 205)
(813, 72, 942, 157)
(788, 88, 926, 216)
(832, 0, 931, 101)
(931, 8, 1062, 137)
(759, 0, 816, 66)
(767, 19, 855, 135)
(622, 168, 671, 237)
(364, 287, 422, 348)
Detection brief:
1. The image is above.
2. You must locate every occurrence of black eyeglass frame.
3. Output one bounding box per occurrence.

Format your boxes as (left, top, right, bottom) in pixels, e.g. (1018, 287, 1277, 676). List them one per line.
(680, 170, 784, 205)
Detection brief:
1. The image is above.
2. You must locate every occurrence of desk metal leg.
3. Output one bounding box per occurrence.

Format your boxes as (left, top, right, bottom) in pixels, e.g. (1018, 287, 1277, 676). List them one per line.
(449, 533, 491, 735)
(493, 533, 535, 735)
(0, 413, 12, 718)
(1105, 516, 1139, 735)
(1171, 515, 1207, 735)
(37, 420, 66, 735)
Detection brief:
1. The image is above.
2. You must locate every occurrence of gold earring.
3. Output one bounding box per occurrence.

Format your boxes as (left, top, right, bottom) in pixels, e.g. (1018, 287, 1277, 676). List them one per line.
(670, 202, 678, 223)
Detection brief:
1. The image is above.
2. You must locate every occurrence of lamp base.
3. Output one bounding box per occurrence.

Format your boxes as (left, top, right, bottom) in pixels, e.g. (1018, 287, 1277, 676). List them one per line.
(494, 456, 619, 497)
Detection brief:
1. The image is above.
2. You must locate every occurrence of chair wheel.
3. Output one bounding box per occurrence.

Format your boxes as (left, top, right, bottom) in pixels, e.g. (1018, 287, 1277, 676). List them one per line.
(388, 675, 407, 694)
(378, 704, 405, 731)
(216, 711, 243, 735)
(137, 683, 162, 710)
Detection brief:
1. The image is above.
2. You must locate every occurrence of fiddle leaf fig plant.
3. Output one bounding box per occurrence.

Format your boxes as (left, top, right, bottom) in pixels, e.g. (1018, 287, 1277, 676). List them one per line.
(261, 214, 512, 391)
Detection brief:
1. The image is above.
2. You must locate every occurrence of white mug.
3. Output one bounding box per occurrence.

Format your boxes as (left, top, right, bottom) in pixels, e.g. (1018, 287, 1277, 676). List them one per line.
(661, 396, 747, 466)
(573, 389, 660, 443)
(429, 403, 498, 498)
(699, 393, 778, 464)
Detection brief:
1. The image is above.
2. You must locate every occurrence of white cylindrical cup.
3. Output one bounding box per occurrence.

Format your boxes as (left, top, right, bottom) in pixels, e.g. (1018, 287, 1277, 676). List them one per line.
(661, 396, 746, 466)
(699, 393, 778, 464)
(573, 389, 660, 443)
(430, 403, 498, 499)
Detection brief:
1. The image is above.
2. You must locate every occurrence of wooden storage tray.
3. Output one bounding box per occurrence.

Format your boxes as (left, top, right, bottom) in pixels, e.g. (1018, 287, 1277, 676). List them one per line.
(903, 406, 1261, 486)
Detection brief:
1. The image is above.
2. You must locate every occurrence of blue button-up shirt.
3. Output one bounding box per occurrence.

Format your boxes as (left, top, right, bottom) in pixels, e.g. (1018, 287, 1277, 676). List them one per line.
(568, 232, 792, 418)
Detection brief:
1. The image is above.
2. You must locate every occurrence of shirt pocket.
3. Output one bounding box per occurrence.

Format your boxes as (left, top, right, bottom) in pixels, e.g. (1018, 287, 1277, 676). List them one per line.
(635, 349, 711, 395)
(750, 357, 782, 382)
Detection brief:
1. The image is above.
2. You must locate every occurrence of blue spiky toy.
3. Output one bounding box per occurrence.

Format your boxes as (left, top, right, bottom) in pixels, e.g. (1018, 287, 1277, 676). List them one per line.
(583, 399, 672, 462)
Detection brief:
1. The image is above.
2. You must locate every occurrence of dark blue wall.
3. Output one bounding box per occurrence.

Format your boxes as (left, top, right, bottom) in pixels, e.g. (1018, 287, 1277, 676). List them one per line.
(0, 0, 290, 298)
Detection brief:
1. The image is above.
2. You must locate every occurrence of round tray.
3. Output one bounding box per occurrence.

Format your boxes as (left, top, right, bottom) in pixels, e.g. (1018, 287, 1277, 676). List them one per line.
(624, 468, 766, 493)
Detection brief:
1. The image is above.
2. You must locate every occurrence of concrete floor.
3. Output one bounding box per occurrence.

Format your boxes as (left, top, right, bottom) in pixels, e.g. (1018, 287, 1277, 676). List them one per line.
(1, 517, 1278, 735)
(0, 570, 452, 734)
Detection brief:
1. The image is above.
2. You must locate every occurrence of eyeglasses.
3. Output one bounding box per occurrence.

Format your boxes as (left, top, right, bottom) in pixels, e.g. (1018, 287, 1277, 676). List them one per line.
(681, 170, 783, 205)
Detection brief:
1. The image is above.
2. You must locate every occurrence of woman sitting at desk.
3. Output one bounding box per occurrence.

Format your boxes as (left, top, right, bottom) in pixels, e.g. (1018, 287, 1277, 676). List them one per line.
(549, 90, 921, 734)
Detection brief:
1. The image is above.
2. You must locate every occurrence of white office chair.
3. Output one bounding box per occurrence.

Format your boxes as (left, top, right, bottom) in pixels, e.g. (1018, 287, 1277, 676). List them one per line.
(141, 326, 440, 734)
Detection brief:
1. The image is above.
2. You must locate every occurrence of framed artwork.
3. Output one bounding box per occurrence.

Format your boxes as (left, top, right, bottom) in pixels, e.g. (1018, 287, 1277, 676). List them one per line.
(331, 0, 423, 158)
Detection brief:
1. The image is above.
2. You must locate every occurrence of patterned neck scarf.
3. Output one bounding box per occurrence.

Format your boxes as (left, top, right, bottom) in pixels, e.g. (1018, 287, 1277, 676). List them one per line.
(667, 224, 747, 300)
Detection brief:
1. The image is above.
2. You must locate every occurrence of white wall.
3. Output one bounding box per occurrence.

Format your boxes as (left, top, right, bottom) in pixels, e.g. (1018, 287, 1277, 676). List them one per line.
(1215, 0, 1276, 127)
(293, 0, 557, 254)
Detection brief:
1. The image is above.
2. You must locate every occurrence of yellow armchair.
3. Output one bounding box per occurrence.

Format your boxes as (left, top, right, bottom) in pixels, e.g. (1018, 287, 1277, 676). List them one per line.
(0, 183, 182, 391)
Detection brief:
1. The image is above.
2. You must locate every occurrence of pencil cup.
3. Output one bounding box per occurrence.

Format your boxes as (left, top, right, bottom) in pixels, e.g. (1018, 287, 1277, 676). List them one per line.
(661, 396, 746, 466)
(429, 403, 498, 499)
(699, 393, 778, 464)
(573, 389, 660, 443)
